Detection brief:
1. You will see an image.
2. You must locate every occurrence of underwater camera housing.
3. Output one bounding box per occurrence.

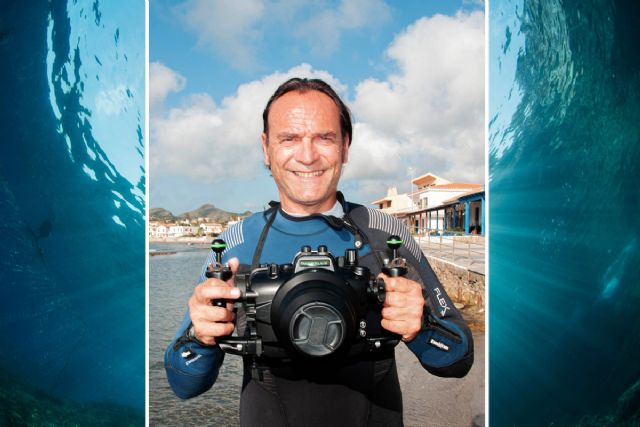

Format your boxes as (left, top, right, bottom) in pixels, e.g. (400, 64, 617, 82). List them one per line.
(205, 236, 407, 359)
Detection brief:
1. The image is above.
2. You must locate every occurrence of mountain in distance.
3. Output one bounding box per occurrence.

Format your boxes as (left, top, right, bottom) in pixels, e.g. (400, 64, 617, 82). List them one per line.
(150, 203, 251, 224)
(149, 207, 175, 221)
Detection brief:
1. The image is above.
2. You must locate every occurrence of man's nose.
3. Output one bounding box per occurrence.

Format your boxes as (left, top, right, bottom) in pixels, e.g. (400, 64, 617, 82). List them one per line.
(295, 138, 319, 164)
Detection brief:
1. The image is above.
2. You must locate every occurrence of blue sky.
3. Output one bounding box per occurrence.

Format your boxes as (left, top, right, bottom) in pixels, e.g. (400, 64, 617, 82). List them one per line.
(150, 0, 485, 215)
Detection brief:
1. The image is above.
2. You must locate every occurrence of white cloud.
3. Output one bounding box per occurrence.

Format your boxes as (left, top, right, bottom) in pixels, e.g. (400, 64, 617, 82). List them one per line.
(351, 11, 485, 187)
(149, 62, 186, 108)
(343, 122, 403, 180)
(296, 0, 391, 56)
(175, 0, 266, 71)
(175, 0, 391, 69)
(151, 64, 346, 182)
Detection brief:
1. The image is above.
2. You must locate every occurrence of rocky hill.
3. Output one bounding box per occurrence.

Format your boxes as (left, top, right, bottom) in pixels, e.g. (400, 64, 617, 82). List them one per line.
(150, 204, 251, 224)
(149, 208, 175, 221)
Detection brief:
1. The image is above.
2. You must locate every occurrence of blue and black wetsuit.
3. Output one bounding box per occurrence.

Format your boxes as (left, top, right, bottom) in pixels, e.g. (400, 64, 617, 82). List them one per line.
(165, 194, 473, 426)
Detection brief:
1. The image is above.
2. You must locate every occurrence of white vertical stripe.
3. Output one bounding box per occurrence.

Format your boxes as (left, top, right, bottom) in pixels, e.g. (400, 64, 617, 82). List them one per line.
(218, 220, 245, 258)
(366, 208, 422, 262)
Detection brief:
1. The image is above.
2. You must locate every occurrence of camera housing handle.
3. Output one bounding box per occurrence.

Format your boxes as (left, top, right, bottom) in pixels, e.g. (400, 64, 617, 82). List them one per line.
(205, 239, 233, 307)
(381, 235, 408, 278)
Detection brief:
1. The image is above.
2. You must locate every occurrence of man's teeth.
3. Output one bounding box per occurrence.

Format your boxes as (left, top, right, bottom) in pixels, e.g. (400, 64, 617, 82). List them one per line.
(294, 171, 323, 177)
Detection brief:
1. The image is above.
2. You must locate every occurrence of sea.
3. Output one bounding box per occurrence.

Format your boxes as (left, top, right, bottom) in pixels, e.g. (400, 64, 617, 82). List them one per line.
(149, 243, 243, 426)
(0, 1, 145, 424)
(489, 0, 640, 426)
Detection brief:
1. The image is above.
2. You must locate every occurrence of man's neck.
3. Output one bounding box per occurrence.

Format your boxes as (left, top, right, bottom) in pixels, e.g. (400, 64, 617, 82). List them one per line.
(281, 200, 344, 218)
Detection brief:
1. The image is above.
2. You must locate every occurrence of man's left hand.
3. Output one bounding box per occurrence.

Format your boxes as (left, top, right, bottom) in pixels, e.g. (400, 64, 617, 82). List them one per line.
(379, 274, 425, 342)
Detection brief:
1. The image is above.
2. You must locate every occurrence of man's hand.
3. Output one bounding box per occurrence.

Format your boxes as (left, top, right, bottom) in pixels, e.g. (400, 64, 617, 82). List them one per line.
(379, 273, 425, 342)
(188, 258, 240, 346)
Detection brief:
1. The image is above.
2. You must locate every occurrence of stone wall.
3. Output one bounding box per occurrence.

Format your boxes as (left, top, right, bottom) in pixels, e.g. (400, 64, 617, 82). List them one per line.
(426, 255, 485, 309)
(452, 235, 485, 244)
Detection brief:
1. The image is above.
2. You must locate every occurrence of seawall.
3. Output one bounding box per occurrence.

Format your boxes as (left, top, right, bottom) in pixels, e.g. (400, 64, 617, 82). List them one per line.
(426, 255, 485, 310)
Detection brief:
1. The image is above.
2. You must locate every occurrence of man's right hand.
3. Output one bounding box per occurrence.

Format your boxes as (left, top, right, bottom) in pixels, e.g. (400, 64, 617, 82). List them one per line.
(188, 257, 240, 346)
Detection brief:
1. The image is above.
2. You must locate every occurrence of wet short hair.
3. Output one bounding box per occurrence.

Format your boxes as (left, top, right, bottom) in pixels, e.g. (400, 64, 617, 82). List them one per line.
(262, 77, 352, 145)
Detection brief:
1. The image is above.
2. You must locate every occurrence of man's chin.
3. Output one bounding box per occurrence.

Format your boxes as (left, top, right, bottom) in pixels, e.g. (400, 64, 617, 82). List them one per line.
(282, 192, 336, 213)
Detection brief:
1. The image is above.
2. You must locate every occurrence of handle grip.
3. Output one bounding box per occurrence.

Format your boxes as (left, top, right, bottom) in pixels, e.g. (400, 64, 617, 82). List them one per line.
(383, 235, 408, 277)
(206, 238, 233, 307)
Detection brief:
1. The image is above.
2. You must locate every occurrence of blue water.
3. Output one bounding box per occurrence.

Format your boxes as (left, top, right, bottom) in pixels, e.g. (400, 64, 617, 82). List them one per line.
(0, 0, 145, 421)
(149, 244, 243, 426)
(490, 0, 640, 426)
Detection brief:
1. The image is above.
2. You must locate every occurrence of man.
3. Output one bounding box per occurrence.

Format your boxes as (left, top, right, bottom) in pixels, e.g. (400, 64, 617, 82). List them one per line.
(165, 78, 473, 426)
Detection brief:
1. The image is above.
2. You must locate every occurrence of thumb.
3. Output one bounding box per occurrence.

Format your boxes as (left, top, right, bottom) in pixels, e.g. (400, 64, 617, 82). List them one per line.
(228, 257, 240, 275)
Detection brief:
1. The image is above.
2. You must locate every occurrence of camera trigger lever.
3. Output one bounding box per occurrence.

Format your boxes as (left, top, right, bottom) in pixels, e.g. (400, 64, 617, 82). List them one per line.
(205, 239, 233, 307)
(382, 235, 408, 277)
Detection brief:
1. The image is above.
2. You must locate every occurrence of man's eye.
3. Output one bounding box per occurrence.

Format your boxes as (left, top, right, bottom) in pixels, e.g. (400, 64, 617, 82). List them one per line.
(318, 136, 336, 144)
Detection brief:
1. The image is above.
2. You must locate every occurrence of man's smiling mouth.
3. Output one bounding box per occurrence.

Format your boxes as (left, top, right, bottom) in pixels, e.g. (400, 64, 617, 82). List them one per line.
(292, 170, 325, 177)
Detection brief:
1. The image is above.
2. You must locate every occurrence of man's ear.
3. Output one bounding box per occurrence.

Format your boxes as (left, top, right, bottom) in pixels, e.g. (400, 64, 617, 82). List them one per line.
(261, 133, 270, 167)
(342, 136, 350, 164)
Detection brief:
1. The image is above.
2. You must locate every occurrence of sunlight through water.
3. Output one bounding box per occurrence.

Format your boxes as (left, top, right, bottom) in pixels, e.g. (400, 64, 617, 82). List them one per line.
(490, 0, 640, 425)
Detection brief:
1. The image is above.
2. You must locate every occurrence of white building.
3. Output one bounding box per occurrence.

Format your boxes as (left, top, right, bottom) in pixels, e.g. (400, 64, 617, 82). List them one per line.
(153, 224, 169, 238)
(371, 172, 484, 235)
(201, 223, 224, 235)
(371, 186, 412, 215)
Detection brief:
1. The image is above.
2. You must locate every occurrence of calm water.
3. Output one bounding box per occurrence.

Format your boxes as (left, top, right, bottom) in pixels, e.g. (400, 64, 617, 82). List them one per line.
(149, 243, 243, 426)
(490, 0, 640, 425)
(0, 0, 144, 423)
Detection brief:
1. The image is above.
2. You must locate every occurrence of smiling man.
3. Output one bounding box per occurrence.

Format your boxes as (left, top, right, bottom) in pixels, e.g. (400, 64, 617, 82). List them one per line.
(262, 87, 349, 214)
(165, 78, 473, 426)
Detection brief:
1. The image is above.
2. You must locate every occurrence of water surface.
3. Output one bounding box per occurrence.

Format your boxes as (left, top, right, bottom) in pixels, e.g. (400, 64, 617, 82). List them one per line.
(149, 243, 243, 426)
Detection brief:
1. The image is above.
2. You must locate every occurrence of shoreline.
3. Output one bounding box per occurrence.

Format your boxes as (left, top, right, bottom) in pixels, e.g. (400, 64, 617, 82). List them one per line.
(150, 237, 212, 245)
(149, 238, 210, 256)
(149, 250, 177, 256)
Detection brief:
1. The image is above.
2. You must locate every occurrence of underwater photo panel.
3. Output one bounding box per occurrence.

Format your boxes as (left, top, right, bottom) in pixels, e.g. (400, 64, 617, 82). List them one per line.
(489, 0, 640, 425)
(0, 1, 145, 424)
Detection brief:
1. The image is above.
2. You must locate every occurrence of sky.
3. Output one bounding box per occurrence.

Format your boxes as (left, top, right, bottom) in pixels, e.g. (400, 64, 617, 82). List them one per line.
(150, 0, 485, 215)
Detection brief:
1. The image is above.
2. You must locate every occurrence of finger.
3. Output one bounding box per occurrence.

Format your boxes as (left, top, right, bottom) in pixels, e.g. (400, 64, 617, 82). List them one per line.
(378, 274, 422, 294)
(196, 335, 216, 346)
(197, 282, 241, 301)
(193, 321, 235, 339)
(227, 257, 240, 275)
(189, 299, 233, 324)
(380, 318, 407, 335)
(380, 318, 421, 342)
(381, 305, 423, 321)
(193, 305, 235, 323)
(384, 291, 407, 307)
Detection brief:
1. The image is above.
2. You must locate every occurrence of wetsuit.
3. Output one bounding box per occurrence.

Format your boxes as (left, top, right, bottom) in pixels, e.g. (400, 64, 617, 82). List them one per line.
(165, 194, 473, 426)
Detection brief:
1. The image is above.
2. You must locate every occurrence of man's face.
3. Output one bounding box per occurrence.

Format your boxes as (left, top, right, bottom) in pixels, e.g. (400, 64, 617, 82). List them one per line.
(262, 90, 349, 214)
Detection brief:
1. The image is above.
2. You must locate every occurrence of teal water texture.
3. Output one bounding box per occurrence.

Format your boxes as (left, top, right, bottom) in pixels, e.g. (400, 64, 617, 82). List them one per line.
(490, 0, 640, 425)
(0, 0, 144, 423)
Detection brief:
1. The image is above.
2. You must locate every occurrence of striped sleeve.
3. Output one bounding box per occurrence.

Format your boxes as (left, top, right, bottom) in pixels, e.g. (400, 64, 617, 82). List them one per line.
(365, 207, 422, 262)
(365, 207, 473, 378)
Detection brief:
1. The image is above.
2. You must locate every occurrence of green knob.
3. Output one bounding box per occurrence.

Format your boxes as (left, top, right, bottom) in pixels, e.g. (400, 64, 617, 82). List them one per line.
(386, 235, 403, 250)
(211, 239, 227, 263)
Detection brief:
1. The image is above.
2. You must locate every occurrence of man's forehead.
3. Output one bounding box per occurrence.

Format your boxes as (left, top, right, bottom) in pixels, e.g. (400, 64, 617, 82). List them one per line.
(268, 90, 340, 123)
